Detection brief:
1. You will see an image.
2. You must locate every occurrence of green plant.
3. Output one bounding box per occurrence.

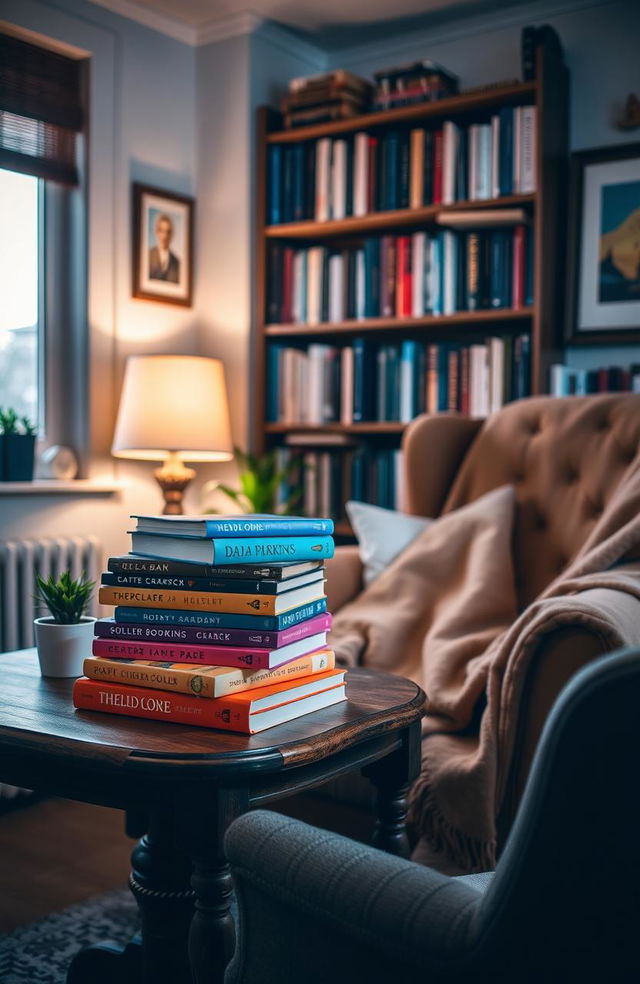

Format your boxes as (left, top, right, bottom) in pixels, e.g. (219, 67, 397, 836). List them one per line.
(0, 408, 35, 435)
(35, 570, 95, 624)
(214, 446, 303, 515)
(0, 408, 19, 434)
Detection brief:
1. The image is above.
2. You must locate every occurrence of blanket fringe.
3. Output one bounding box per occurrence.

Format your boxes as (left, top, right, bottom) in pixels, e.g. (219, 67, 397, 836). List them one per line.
(409, 772, 497, 873)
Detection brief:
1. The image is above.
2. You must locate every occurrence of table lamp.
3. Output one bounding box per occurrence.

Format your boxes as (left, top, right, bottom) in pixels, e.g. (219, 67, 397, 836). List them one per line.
(112, 355, 233, 514)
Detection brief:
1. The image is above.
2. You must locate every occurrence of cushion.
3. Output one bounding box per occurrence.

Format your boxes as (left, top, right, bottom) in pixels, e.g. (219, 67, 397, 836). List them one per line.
(345, 500, 432, 585)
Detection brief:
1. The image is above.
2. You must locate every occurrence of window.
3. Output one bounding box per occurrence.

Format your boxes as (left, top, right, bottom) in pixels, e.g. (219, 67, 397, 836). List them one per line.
(0, 31, 87, 460)
(0, 168, 41, 429)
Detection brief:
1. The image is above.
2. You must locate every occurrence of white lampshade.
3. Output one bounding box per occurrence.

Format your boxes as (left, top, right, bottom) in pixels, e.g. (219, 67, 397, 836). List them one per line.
(112, 355, 233, 462)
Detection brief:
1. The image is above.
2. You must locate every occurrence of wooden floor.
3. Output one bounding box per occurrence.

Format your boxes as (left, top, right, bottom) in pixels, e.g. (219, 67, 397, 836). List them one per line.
(0, 794, 372, 933)
(0, 798, 131, 932)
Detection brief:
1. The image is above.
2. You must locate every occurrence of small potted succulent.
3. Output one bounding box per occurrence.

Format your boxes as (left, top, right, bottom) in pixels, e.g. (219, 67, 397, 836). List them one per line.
(0, 408, 37, 481)
(212, 446, 304, 514)
(34, 571, 96, 677)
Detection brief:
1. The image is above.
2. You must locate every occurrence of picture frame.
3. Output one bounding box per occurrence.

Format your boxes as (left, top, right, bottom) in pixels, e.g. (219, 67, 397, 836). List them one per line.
(566, 143, 640, 343)
(132, 183, 194, 307)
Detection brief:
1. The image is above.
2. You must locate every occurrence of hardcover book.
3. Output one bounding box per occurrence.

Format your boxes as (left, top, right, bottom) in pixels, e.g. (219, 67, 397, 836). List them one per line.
(132, 514, 334, 538)
(114, 597, 328, 631)
(83, 649, 336, 699)
(107, 557, 323, 580)
(128, 533, 335, 565)
(99, 582, 326, 616)
(73, 670, 347, 733)
(100, 568, 324, 594)
(94, 611, 332, 649)
(91, 631, 330, 670)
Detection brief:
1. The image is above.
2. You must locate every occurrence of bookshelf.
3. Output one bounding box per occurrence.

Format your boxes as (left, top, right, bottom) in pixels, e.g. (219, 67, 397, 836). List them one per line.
(254, 43, 568, 528)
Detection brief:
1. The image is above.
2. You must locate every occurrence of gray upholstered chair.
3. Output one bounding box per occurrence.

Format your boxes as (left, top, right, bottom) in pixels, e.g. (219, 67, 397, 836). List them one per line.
(224, 648, 640, 983)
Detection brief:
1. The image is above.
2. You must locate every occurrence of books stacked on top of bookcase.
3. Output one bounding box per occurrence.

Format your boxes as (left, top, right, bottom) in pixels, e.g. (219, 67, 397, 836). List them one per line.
(372, 60, 458, 110)
(267, 103, 535, 225)
(73, 515, 344, 734)
(550, 363, 640, 396)
(267, 225, 532, 326)
(267, 334, 531, 425)
(281, 70, 373, 129)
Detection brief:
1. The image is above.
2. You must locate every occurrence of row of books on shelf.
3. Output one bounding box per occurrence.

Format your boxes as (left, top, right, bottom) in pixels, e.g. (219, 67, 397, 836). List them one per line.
(550, 363, 640, 396)
(274, 446, 404, 518)
(267, 105, 536, 224)
(267, 335, 531, 424)
(267, 227, 533, 325)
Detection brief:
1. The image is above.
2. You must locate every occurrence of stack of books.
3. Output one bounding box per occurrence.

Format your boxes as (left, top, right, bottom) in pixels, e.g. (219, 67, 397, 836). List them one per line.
(281, 70, 372, 129)
(72, 515, 345, 734)
(267, 334, 531, 425)
(266, 105, 534, 225)
(372, 60, 458, 110)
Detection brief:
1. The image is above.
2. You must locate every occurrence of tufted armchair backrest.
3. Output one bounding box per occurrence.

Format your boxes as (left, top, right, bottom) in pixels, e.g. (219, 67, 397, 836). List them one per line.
(405, 395, 640, 609)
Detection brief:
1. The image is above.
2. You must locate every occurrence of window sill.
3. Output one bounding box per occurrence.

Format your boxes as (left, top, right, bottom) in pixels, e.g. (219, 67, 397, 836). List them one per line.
(0, 479, 126, 495)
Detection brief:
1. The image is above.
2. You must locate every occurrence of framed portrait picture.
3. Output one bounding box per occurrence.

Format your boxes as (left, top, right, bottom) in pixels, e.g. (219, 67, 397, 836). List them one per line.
(132, 183, 194, 307)
(567, 143, 640, 343)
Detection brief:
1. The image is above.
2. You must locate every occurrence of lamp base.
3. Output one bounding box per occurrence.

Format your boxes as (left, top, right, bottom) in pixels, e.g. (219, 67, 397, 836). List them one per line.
(154, 456, 196, 515)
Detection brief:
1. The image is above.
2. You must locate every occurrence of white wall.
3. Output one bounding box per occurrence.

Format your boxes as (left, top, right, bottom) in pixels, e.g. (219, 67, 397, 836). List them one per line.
(0, 0, 199, 554)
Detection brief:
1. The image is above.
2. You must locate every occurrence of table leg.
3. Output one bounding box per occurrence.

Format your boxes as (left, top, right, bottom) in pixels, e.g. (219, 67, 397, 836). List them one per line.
(185, 788, 248, 984)
(363, 720, 422, 859)
(67, 808, 194, 984)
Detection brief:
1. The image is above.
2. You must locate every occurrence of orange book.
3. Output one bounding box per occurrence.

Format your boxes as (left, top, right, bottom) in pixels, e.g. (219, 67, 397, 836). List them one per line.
(73, 669, 347, 733)
(98, 582, 325, 616)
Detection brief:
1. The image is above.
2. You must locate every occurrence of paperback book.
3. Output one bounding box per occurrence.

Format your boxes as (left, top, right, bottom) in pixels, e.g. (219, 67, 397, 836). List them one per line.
(93, 612, 332, 649)
(114, 598, 328, 631)
(98, 581, 326, 616)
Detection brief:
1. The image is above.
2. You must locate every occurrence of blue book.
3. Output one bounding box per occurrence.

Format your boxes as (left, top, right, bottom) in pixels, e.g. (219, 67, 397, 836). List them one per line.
(363, 238, 380, 317)
(292, 143, 306, 222)
(400, 340, 417, 422)
(282, 146, 294, 223)
(132, 514, 334, 537)
(498, 108, 513, 197)
(352, 337, 376, 421)
(114, 598, 328, 631)
(129, 532, 335, 565)
(524, 226, 534, 306)
(437, 344, 449, 411)
(490, 230, 511, 308)
(268, 145, 282, 224)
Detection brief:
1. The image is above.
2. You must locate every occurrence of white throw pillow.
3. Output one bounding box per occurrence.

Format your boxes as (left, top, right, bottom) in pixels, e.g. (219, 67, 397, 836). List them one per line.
(345, 500, 433, 586)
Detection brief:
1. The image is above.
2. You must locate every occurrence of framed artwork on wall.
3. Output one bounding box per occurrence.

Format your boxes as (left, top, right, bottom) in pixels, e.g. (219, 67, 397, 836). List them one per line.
(567, 143, 640, 343)
(132, 183, 194, 307)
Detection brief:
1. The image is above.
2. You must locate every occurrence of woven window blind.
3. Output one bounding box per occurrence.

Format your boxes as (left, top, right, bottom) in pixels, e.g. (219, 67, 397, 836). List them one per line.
(0, 33, 85, 185)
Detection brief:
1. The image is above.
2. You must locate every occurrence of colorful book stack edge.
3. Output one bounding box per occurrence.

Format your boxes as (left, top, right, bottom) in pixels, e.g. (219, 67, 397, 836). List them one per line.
(73, 514, 345, 734)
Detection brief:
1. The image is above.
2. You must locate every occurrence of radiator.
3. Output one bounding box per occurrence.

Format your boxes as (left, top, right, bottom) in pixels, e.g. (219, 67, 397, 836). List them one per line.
(0, 535, 102, 653)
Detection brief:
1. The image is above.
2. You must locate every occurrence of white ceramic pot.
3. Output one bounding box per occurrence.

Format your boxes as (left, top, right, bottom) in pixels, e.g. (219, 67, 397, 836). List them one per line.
(34, 616, 97, 678)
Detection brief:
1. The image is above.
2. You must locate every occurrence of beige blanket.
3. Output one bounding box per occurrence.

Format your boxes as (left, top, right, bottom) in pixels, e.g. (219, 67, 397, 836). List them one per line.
(329, 466, 640, 872)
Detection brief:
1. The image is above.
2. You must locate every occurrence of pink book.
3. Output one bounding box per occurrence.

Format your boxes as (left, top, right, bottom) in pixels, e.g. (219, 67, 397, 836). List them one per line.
(92, 629, 329, 671)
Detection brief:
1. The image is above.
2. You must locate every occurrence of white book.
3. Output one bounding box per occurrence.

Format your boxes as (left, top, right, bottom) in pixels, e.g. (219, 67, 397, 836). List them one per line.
(331, 139, 347, 220)
(306, 247, 324, 324)
(442, 231, 458, 315)
(520, 106, 537, 193)
(297, 349, 309, 422)
(468, 125, 479, 201)
(340, 346, 354, 424)
(490, 115, 500, 199)
(328, 252, 345, 323)
(399, 347, 414, 424)
(321, 347, 338, 421)
(470, 344, 489, 418)
(549, 364, 570, 397)
(307, 344, 327, 424)
(488, 337, 505, 414)
(393, 449, 405, 511)
(355, 249, 366, 319)
(513, 107, 523, 194)
(353, 133, 369, 217)
(475, 125, 492, 200)
(411, 232, 425, 317)
(292, 251, 304, 324)
(281, 349, 294, 422)
(442, 121, 459, 205)
(315, 138, 331, 221)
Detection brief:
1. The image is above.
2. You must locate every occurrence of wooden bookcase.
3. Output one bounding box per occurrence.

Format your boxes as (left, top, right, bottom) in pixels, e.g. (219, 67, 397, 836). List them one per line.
(253, 43, 568, 532)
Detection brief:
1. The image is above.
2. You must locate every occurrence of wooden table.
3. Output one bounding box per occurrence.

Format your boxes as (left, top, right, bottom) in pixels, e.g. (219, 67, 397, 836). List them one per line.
(0, 649, 425, 984)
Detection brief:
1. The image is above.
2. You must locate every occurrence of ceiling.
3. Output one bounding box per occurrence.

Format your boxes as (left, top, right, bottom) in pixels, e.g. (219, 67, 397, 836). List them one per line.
(96, 0, 524, 35)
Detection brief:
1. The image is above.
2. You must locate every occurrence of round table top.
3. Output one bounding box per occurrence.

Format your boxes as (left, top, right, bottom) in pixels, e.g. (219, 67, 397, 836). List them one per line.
(0, 650, 425, 777)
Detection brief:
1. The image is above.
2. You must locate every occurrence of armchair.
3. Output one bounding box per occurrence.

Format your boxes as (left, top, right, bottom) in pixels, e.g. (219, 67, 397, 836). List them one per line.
(324, 394, 640, 843)
(225, 648, 640, 984)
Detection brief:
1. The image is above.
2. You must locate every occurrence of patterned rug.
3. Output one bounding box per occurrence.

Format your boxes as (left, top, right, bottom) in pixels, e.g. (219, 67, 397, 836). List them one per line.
(0, 889, 139, 983)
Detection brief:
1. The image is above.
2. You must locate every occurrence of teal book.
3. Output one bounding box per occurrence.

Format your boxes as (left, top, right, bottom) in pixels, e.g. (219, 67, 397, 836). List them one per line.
(132, 514, 334, 538)
(114, 598, 328, 631)
(129, 532, 335, 566)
